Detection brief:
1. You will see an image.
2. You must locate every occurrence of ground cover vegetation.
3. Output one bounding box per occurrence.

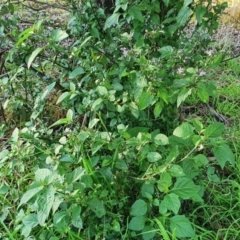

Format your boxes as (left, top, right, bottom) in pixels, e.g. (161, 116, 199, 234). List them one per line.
(0, 0, 240, 239)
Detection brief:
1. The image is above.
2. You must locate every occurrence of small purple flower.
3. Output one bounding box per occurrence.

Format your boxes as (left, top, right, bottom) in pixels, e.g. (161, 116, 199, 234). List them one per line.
(199, 70, 206, 76)
(120, 47, 129, 57)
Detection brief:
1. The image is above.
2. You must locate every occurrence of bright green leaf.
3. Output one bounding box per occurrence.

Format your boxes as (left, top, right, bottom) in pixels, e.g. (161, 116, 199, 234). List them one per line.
(177, 88, 192, 107)
(130, 199, 148, 216)
(104, 13, 121, 29)
(41, 82, 56, 101)
(89, 118, 100, 128)
(176, 7, 192, 27)
(204, 122, 224, 138)
(51, 29, 68, 42)
(160, 193, 180, 214)
(138, 92, 154, 110)
(129, 216, 145, 231)
(147, 152, 162, 162)
(88, 199, 106, 218)
(173, 122, 194, 139)
(170, 215, 195, 238)
(69, 67, 85, 79)
(213, 143, 235, 169)
(27, 47, 43, 69)
(159, 46, 173, 58)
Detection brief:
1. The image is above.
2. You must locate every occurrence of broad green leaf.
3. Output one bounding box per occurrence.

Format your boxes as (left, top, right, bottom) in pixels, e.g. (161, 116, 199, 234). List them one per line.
(213, 143, 235, 169)
(27, 47, 43, 69)
(197, 82, 209, 103)
(129, 102, 139, 118)
(60, 154, 73, 162)
(171, 177, 200, 200)
(176, 7, 192, 27)
(193, 154, 209, 167)
(163, 0, 170, 7)
(159, 46, 173, 58)
(71, 205, 83, 229)
(37, 186, 56, 226)
(177, 88, 192, 107)
(147, 152, 162, 162)
(154, 101, 163, 118)
(67, 109, 74, 121)
(41, 82, 56, 100)
(138, 92, 154, 110)
(160, 193, 180, 215)
(142, 225, 157, 240)
(204, 122, 224, 138)
(173, 123, 194, 139)
(18, 186, 44, 207)
(92, 98, 103, 110)
(66, 167, 85, 184)
(184, 0, 193, 7)
(141, 183, 154, 199)
(88, 199, 106, 218)
(69, 67, 85, 79)
(170, 215, 195, 238)
(11, 127, 19, 142)
(129, 216, 145, 231)
(51, 29, 68, 42)
(130, 199, 148, 216)
(154, 134, 169, 146)
(115, 159, 128, 170)
(22, 214, 38, 229)
(88, 118, 99, 128)
(56, 92, 70, 104)
(128, 6, 144, 22)
(195, 5, 206, 24)
(104, 13, 121, 29)
(97, 86, 108, 96)
(35, 168, 51, 182)
(53, 211, 68, 230)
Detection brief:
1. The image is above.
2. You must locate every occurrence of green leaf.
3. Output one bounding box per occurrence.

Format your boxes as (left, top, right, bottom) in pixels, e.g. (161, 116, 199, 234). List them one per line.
(176, 7, 192, 27)
(204, 122, 224, 138)
(197, 82, 209, 103)
(147, 152, 162, 163)
(35, 168, 52, 182)
(104, 13, 121, 29)
(41, 82, 56, 101)
(49, 118, 70, 128)
(142, 225, 157, 240)
(184, 0, 193, 7)
(97, 86, 108, 96)
(160, 193, 180, 215)
(213, 143, 235, 169)
(173, 123, 194, 139)
(88, 118, 100, 128)
(170, 215, 195, 238)
(128, 6, 144, 22)
(129, 216, 145, 231)
(37, 186, 56, 226)
(18, 186, 44, 208)
(71, 205, 83, 229)
(177, 88, 192, 108)
(195, 5, 207, 24)
(88, 199, 106, 218)
(154, 134, 169, 146)
(141, 183, 154, 199)
(154, 101, 163, 118)
(16, 26, 34, 46)
(11, 127, 19, 142)
(159, 46, 173, 58)
(56, 92, 70, 104)
(138, 92, 154, 110)
(67, 109, 74, 121)
(92, 98, 103, 111)
(163, 0, 169, 7)
(171, 177, 200, 200)
(129, 102, 139, 118)
(51, 29, 68, 42)
(130, 199, 148, 216)
(27, 47, 43, 69)
(69, 67, 85, 79)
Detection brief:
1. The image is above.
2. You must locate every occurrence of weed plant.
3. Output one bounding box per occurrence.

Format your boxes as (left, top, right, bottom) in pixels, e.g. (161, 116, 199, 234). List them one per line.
(0, 0, 240, 239)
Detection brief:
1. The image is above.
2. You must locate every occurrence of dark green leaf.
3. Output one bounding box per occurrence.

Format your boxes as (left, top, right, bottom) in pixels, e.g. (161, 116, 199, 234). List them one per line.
(130, 199, 148, 216)
(129, 216, 145, 231)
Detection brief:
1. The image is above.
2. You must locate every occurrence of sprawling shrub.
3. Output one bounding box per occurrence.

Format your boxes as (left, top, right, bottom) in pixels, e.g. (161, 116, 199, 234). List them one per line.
(0, 1, 235, 239)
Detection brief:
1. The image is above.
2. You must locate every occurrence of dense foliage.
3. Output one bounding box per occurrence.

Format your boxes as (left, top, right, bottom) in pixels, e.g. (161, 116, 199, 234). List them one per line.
(0, 0, 237, 239)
